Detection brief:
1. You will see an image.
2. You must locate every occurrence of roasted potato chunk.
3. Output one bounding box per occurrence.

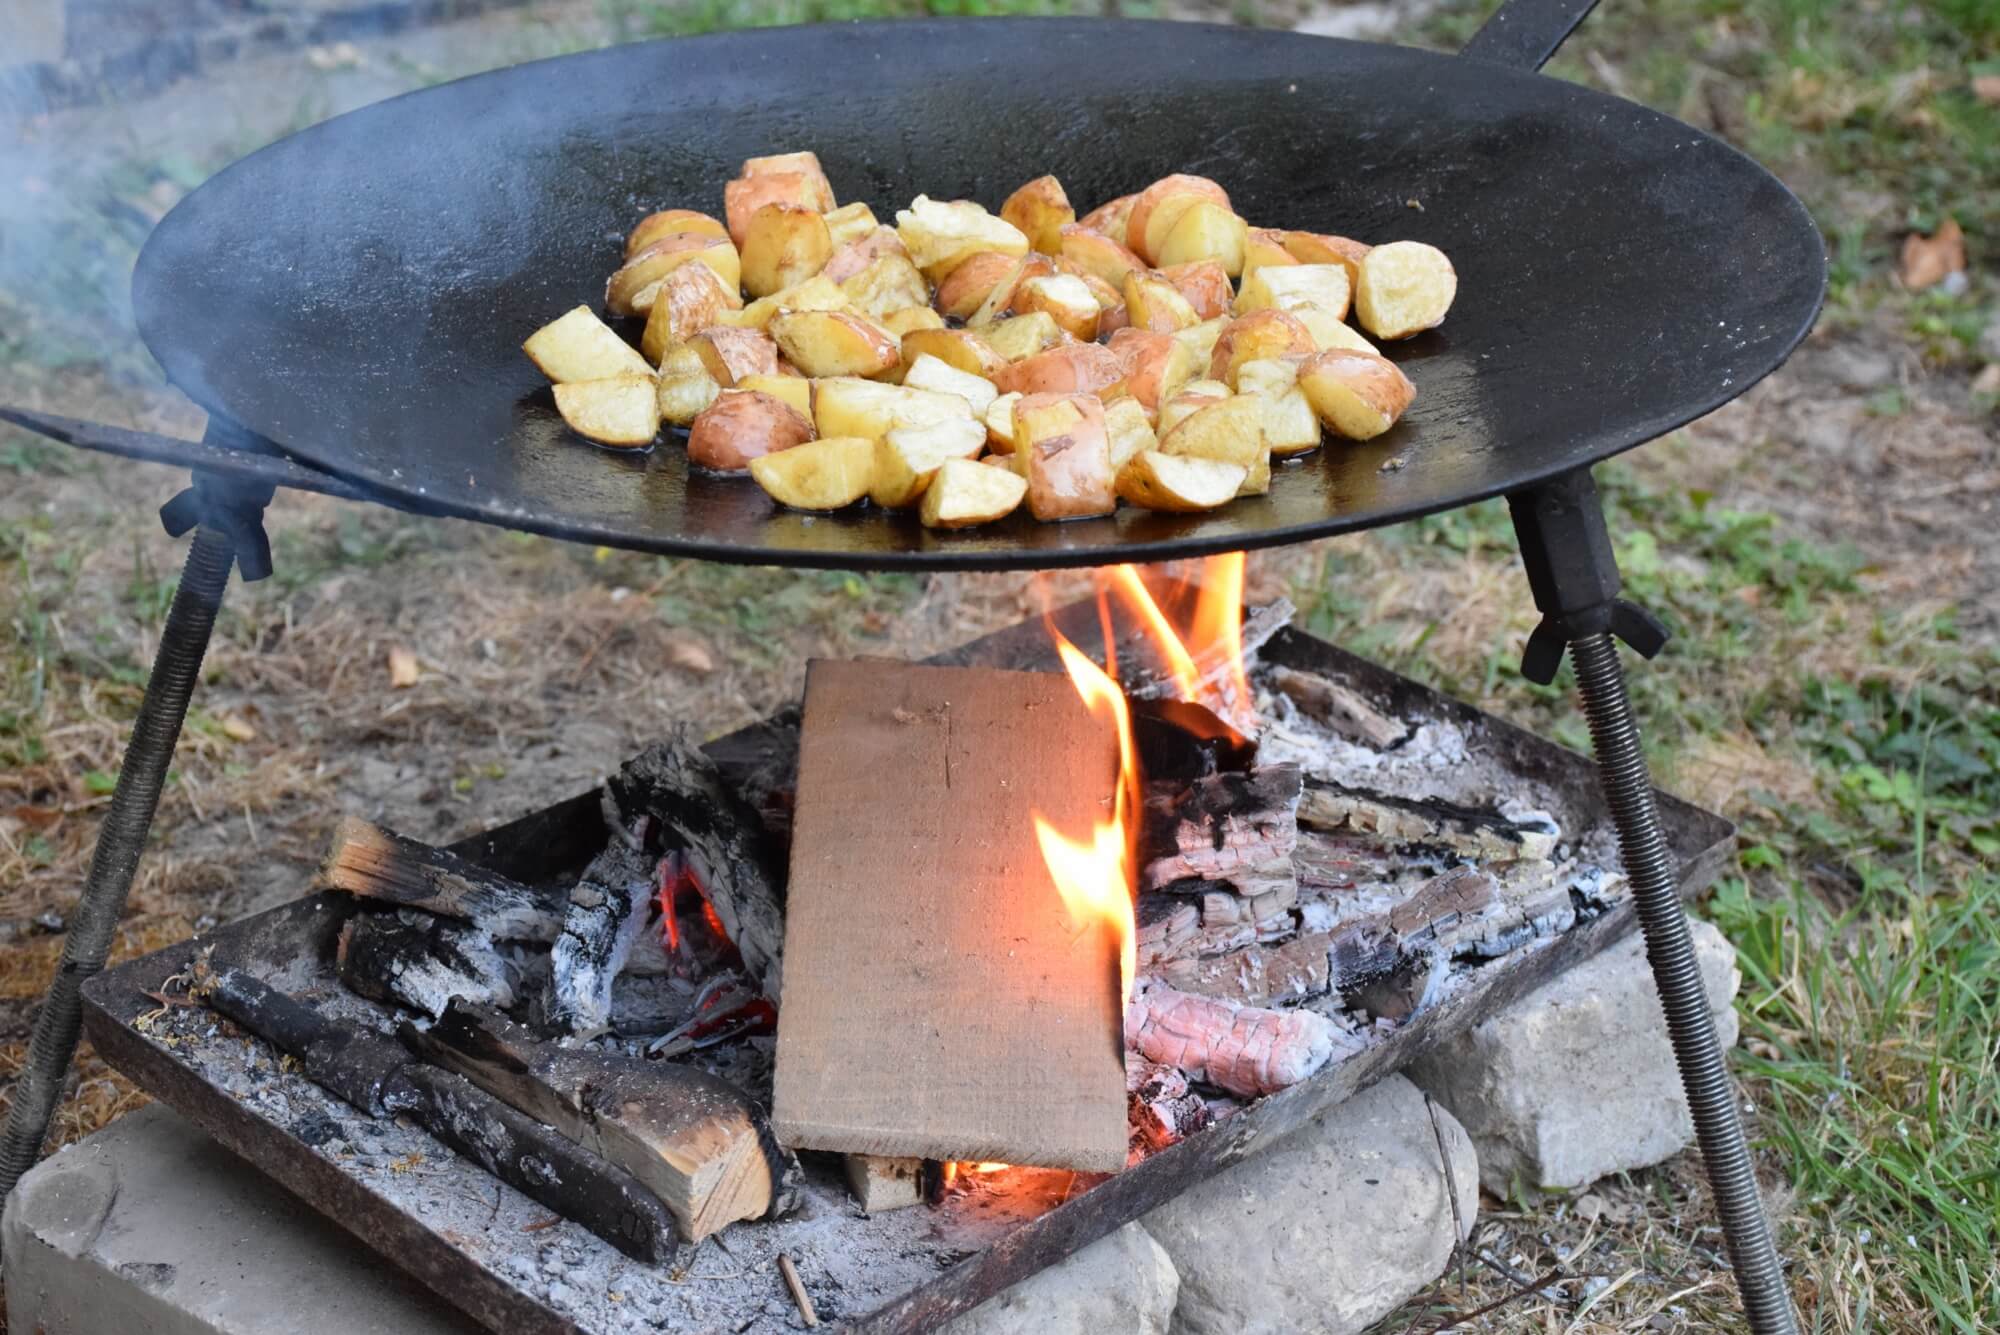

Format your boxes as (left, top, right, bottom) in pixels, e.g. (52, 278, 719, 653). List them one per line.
(1115, 450, 1247, 512)
(735, 372, 813, 418)
(900, 327, 1007, 379)
(839, 253, 931, 320)
(1284, 230, 1372, 285)
(1241, 227, 1301, 282)
(1156, 202, 1248, 277)
(1012, 274, 1101, 342)
(655, 343, 721, 427)
(1234, 356, 1301, 399)
(1160, 260, 1233, 321)
(992, 342, 1123, 397)
(982, 312, 1068, 363)
(688, 388, 815, 472)
(524, 305, 652, 382)
(934, 251, 1032, 321)
(1058, 224, 1146, 292)
(1103, 396, 1158, 474)
(608, 234, 741, 316)
(881, 306, 947, 337)
(725, 273, 849, 331)
(1354, 241, 1457, 340)
(554, 374, 660, 448)
(1256, 384, 1322, 456)
(1126, 174, 1231, 265)
(1290, 307, 1377, 355)
(627, 209, 727, 258)
(811, 377, 971, 441)
(1236, 263, 1351, 322)
(920, 456, 1027, 528)
(983, 391, 1022, 453)
(823, 201, 880, 249)
(725, 172, 823, 247)
(691, 326, 781, 388)
(1171, 316, 1227, 368)
(1076, 193, 1138, 246)
(741, 151, 836, 212)
(1108, 328, 1196, 424)
(1208, 310, 1316, 386)
(640, 261, 742, 365)
(749, 435, 874, 510)
(1015, 393, 1114, 521)
(1123, 273, 1200, 333)
(1297, 349, 1416, 439)
(903, 353, 1000, 415)
(1157, 379, 1231, 435)
(769, 310, 900, 378)
(740, 204, 833, 299)
(869, 416, 987, 508)
(1158, 394, 1270, 495)
(999, 175, 1075, 255)
(823, 227, 911, 285)
(895, 195, 1029, 283)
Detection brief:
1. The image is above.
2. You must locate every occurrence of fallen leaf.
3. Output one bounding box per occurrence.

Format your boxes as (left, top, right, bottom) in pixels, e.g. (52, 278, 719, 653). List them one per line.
(387, 646, 420, 688)
(1974, 74, 2000, 106)
(1899, 218, 1965, 291)
(220, 715, 257, 742)
(8, 805, 63, 830)
(665, 635, 715, 674)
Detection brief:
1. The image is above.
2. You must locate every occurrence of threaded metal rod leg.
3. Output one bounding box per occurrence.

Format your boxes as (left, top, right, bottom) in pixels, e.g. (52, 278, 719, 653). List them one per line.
(1568, 632, 1797, 1334)
(0, 524, 236, 1200)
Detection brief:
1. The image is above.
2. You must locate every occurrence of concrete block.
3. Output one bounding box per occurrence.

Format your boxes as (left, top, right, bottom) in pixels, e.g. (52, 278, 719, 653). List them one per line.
(1143, 1074, 1477, 1335)
(4, 1103, 474, 1335)
(1408, 917, 1741, 1195)
(943, 1222, 1179, 1335)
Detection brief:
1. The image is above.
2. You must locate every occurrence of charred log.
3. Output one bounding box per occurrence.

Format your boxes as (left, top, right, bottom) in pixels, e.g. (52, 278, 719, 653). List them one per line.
(319, 817, 564, 941)
(1154, 931, 1333, 1008)
(1141, 765, 1302, 899)
(1124, 980, 1351, 1098)
(1135, 895, 1200, 970)
(335, 912, 517, 1018)
(1130, 697, 1255, 785)
(1263, 665, 1412, 750)
(1127, 1058, 1212, 1152)
(1298, 780, 1560, 862)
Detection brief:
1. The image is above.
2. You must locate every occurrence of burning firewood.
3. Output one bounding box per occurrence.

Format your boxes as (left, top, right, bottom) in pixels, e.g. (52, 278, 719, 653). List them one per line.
(1154, 931, 1333, 1008)
(1124, 980, 1350, 1098)
(1140, 764, 1302, 899)
(335, 911, 518, 1017)
(1297, 778, 1560, 862)
(402, 1000, 803, 1243)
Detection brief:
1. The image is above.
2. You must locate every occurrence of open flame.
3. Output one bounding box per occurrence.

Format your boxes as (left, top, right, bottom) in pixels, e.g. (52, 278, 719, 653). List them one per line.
(1032, 556, 1252, 1015)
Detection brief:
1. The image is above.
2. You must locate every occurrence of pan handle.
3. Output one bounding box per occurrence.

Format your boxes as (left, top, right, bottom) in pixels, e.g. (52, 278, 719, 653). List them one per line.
(1459, 0, 1600, 71)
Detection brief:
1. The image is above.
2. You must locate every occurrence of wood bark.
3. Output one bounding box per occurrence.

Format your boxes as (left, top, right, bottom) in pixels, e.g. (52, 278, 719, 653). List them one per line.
(1123, 981, 1353, 1098)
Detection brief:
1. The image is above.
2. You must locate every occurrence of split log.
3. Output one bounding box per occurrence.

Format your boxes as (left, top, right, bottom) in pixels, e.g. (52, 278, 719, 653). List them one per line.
(335, 912, 517, 1017)
(1263, 665, 1411, 750)
(320, 817, 564, 940)
(1298, 779, 1560, 862)
(403, 1000, 803, 1243)
(844, 1155, 925, 1214)
(1141, 765, 1302, 899)
(1154, 931, 1332, 1008)
(1127, 1058, 1212, 1152)
(1124, 980, 1352, 1098)
(772, 660, 1128, 1173)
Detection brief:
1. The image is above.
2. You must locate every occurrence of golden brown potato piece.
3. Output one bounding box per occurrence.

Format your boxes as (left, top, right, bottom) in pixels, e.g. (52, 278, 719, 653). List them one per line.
(1108, 327, 1196, 424)
(690, 326, 781, 388)
(627, 209, 727, 258)
(724, 273, 849, 331)
(1236, 263, 1351, 322)
(1115, 449, 1247, 512)
(1157, 379, 1231, 436)
(1234, 356, 1301, 398)
(811, 377, 971, 441)
(1058, 224, 1146, 292)
(523, 305, 653, 382)
(1076, 193, 1138, 246)
(982, 312, 1068, 363)
(749, 435, 874, 510)
(1256, 383, 1322, 456)
(1103, 396, 1158, 475)
(655, 343, 720, 426)
(740, 204, 832, 299)
(1158, 394, 1270, 495)
(881, 306, 946, 337)
(902, 353, 1000, 415)
(554, 374, 660, 448)
(869, 416, 987, 508)
(972, 254, 1058, 328)
(608, 234, 741, 316)
(1171, 316, 1227, 368)
(1127, 175, 1231, 265)
(1354, 241, 1457, 340)
(1011, 274, 1101, 342)
(725, 173, 822, 247)
(934, 251, 1030, 321)
(895, 195, 1030, 282)
(1290, 307, 1376, 355)
(1160, 260, 1233, 321)
(1156, 202, 1249, 277)
(900, 327, 1008, 380)
(735, 372, 813, 418)
(640, 261, 742, 364)
(1015, 393, 1114, 521)
(1241, 227, 1301, 282)
(741, 151, 836, 212)
(1283, 231, 1371, 281)
(1123, 273, 1200, 333)
(839, 253, 931, 320)
(983, 391, 1022, 453)
(992, 342, 1123, 397)
(823, 226, 911, 285)
(1208, 310, 1316, 386)
(688, 388, 815, 472)
(1000, 175, 1075, 255)
(920, 456, 1027, 528)
(1297, 349, 1416, 439)
(769, 310, 900, 379)
(823, 201, 880, 250)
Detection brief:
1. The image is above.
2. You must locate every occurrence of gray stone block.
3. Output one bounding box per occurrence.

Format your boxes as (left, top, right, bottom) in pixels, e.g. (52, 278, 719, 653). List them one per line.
(943, 1222, 1179, 1335)
(1408, 917, 1741, 1195)
(4, 1103, 474, 1335)
(1143, 1074, 1477, 1335)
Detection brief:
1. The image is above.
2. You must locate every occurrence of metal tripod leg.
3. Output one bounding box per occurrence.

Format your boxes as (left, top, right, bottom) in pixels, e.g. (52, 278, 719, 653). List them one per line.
(0, 473, 272, 1201)
(1509, 471, 1797, 1335)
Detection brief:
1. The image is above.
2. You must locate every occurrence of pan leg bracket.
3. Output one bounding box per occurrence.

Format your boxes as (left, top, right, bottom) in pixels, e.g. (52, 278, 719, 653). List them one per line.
(1507, 468, 1799, 1335)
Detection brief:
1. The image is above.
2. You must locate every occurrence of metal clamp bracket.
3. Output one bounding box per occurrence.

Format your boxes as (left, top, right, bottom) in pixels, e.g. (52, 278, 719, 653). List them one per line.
(159, 422, 279, 581)
(1507, 469, 1669, 684)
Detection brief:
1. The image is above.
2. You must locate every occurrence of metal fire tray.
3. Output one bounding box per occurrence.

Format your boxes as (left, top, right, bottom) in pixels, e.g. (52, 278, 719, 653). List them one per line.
(81, 612, 1733, 1334)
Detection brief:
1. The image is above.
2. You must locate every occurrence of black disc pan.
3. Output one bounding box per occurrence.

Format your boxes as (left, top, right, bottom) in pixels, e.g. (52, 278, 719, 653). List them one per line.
(131, 16, 1824, 572)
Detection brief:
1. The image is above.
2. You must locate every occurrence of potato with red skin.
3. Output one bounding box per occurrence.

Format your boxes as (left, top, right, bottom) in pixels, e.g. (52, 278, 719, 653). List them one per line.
(999, 175, 1075, 255)
(741, 151, 835, 212)
(839, 254, 930, 320)
(724, 173, 822, 248)
(823, 201, 879, 249)
(992, 342, 1123, 397)
(1126, 175, 1231, 264)
(822, 226, 909, 284)
(1122, 272, 1200, 333)
(983, 312, 1069, 363)
(1284, 231, 1372, 286)
(1207, 309, 1316, 386)
(1297, 349, 1416, 439)
(607, 234, 741, 316)
(1077, 193, 1138, 246)
(1058, 225, 1146, 292)
(901, 328, 1008, 380)
(1108, 328, 1197, 424)
(1241, 227, 1300, 282)
(627, 209, 727, 258)
(769, 310, 900, 379)
(640, 260, 742, 364)
(1353, 241, 1457, 340)
(1014, 393, 1114, 521)
(1156, 201, 1248, 277)
(687, 389, 815, 472)
(1160, 260, 1233, 321)
(690, 326, 781, 388)
(1011, 274, 1101, 342)
(740, 203, 833, 299)
(936, 252, 1053, 322)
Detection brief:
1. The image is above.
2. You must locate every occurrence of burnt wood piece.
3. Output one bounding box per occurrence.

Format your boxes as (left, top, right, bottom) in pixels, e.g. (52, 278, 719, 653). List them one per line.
(1124, 980, 1354, 1098)
(772, 660, 1128, 1173)
(1298, 778, 1560, 861)
(1153, 932, 1334, 1008)
(543, 829, 654, 1040)
(203, 968, 676, 1264)
(1127, 1059, 1213, 1151)
(1263, 664, 1412, 750)
(1135, 895, 1200, 969)
(1293, 827, 1437, 893)
(1141, 765, 1302, 899)
(335, 911, 517, 1017)
(403, 1000, 802, 1243)
(1121, 597, 1295, 714)
(1129, 697, 1255, 784)
(320, 816, 564, 941)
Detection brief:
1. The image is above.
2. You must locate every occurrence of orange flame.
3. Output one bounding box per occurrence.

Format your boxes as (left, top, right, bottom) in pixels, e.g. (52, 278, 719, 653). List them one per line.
(1108, 556, 1250, 717)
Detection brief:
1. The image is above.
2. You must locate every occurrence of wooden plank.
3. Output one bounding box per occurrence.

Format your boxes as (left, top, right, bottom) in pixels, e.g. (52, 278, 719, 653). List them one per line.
(770, 660, 1127, 1172)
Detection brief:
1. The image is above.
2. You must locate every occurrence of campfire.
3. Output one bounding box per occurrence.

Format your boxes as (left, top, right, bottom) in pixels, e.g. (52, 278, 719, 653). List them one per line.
(88, 564, 1675, 1332)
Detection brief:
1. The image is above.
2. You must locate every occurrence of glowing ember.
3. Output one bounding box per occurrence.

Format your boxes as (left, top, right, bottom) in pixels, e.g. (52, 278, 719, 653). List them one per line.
(656, 855, 684, 952)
